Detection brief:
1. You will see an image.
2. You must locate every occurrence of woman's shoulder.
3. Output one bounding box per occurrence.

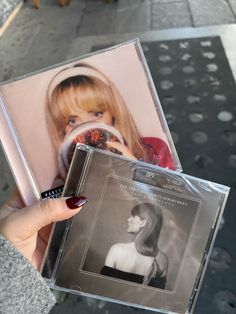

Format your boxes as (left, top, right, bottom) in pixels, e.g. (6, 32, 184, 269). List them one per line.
(108, 242, 134, 259)
(105, 243, 131, 267)
(109, 242, 131, 253)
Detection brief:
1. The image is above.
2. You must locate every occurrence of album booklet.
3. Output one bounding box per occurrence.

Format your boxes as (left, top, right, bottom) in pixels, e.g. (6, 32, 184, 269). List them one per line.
(0, 39, 181, 206)
(43, 144, 229, 314)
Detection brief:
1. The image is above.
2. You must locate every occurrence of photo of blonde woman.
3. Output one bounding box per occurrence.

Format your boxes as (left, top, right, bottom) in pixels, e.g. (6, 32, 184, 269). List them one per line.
(0, 40, 180, 204)
(46, 63, 175, 183)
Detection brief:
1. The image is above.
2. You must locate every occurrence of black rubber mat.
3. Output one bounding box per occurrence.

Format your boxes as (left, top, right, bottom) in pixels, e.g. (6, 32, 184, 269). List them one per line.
(144, 37, 236, 183)
(142, 37, 236, 314)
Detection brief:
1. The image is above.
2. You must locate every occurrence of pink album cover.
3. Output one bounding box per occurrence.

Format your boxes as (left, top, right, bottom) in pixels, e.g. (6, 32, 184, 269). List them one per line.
(0, 39, 181, 205)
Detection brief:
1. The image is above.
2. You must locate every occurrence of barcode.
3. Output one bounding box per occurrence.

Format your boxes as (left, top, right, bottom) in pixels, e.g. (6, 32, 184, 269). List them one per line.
(41, 185, 64, 199)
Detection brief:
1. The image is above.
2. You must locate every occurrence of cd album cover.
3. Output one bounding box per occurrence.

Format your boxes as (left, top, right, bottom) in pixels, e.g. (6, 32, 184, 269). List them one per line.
(0, 39, 181, 206)
(49, 145, 229, 314)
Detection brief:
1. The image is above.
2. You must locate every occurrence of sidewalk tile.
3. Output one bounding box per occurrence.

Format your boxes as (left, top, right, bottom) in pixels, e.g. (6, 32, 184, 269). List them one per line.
(0, 0, 22, 29)
(189, 0, 235, 26)
(0, 0, 85, 80)
(228, 0, 236, 16)
(151, 0, 184, 3)
(114, 0, 150, 33)
(77, 1, 117, 36)
(151, 1, 192, 29)
(78, 0, 150, 36)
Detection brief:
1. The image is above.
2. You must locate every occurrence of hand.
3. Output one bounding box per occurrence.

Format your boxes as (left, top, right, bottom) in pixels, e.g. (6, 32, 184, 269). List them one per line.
(0, 191, 87, 270)
(107, 141, 137, 160)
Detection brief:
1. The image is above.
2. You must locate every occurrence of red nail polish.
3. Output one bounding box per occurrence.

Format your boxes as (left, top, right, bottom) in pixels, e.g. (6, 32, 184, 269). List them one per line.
(66, 196, 88, 209)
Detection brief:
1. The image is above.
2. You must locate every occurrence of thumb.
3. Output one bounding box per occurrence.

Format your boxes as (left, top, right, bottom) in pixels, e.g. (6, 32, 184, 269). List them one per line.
(0, 196, 87, 241)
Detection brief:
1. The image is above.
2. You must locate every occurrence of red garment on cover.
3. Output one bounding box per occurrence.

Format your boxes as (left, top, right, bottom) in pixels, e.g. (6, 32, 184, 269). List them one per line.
(142, 137, 176, 170)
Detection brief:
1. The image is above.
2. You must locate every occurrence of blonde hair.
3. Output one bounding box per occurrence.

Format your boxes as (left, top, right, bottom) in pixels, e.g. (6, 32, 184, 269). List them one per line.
(46, 63, 146, 160)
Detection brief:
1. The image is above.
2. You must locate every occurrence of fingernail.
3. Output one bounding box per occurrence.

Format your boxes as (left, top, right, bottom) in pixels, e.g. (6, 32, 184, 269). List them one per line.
(66, 196, 88, 209)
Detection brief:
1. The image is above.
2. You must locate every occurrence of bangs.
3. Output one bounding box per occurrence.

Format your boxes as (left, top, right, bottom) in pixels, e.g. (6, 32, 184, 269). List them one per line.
(56, 76, 114, 118)
(49, 75, 120, 143)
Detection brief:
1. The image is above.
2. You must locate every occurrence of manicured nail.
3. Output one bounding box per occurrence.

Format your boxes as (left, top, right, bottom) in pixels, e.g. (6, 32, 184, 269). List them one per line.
(66, 196, 88, 209)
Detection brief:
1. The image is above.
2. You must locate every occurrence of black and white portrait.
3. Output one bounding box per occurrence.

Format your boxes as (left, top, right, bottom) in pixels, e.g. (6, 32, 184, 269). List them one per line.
(100, 202, 168, 289)
(82, 176, 199, 291)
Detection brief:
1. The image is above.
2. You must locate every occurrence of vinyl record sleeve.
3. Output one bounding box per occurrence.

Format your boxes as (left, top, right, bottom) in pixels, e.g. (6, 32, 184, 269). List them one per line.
(47, 144, 229, 314)
(0, 39, 181, 206)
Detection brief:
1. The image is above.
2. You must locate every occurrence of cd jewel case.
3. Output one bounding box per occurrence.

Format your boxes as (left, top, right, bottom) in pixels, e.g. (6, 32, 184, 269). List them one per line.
(0, 39, 181, 206)
(43, 144, 230, 314)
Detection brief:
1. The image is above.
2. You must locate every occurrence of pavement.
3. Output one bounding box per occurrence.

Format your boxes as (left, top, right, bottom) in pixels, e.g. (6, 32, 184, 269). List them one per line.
(0, 1, 236, 314)
(1, 0, 236, 83)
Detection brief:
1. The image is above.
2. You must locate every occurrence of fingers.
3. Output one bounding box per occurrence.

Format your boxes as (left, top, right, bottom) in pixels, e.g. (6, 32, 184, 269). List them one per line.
(107, 141, 137, 160)
(0, 196, 87, 241)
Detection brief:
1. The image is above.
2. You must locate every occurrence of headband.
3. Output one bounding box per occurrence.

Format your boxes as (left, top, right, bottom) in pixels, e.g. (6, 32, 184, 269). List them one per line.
(47, 65, 109, 99)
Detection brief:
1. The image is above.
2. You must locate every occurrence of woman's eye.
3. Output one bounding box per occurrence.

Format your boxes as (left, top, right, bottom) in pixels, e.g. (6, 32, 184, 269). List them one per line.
(67, 117, 78, 126)
(92, 111, 103, 118)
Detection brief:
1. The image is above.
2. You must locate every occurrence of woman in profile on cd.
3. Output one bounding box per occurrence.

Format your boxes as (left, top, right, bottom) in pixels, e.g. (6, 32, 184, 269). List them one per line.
(101, 202, 168, 289)
(46, 63, 175, 181)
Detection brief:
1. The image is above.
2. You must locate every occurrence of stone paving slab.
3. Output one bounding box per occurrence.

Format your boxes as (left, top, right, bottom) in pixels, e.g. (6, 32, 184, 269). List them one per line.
(76, 0, 117, 36)
(188, 0, 236, 26)
(0, 0, 22, 29)
(1, 0, 236, 80)
(114, 0, 150, 34)
(17, 3, 85, 75)
(151, 0, 184, 3)
(0, 0, 85, 81)
(0, 6, 42, 81)
(77, 0, 150, 36)
(151, 1, 192, 29)
(228, 0, 236, 16)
